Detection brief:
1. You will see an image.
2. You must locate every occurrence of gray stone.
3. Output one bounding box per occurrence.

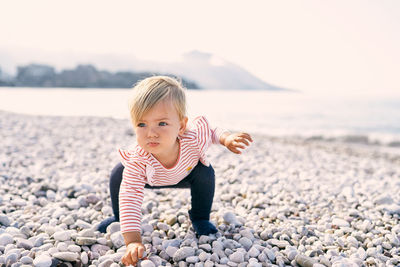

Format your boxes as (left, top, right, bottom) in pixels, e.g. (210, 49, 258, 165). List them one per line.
(223, 212, 241, 226)
(79, 229, 95, 237)
(186, 256, 199, 263)
(259, 230, 271, 240)
(67, 244, 81, 253)
(76, 236, 97, 246)
(106, 222, 120, 235)
(16, 238, 33, 250)
(166, 246, 179, 257)
(199, 243, 212, 252)
(0, 233, 13, 246)
(34, 237, 44, 247)
(148, 255, 163, 266)
(110, 232, 124, 248)
(86, 194, 100, 204)
(267, 239, 289, 248)
(157, 222, 169, 231)
(223, 239, 241, 250)
(198, 252, 210, 262)
(229, 251, 244, 263)
(53, 252, 79, 262)
(6, 253, 18, 265)
(81, 252, 89, 265)
(173, 247, 195, 262)
(20, 256, 33, 264)
(75, 219, 92, 229)
(263, 248, 275, 261)
(238, 237, 252, 251)
(295, 254, 316, 267)
(247, 246, 260, 258)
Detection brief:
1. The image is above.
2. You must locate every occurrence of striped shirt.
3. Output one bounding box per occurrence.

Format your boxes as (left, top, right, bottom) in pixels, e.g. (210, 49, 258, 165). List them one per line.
(118, 116, 228, 233)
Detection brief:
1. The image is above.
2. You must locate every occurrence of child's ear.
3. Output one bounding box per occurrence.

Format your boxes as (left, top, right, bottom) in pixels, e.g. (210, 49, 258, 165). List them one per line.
(179, 116, 188, 135)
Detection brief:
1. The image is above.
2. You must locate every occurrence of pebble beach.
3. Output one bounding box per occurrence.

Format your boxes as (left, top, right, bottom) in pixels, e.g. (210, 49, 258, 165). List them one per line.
(1, 110, 400, 267)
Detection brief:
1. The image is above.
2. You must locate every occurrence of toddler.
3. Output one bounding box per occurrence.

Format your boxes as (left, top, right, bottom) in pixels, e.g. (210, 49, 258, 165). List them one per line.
(97, 76, 253, 266)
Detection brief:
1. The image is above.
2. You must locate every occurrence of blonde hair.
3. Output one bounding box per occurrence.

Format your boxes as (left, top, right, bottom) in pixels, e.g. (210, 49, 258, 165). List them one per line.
(129, 75, 187, 125)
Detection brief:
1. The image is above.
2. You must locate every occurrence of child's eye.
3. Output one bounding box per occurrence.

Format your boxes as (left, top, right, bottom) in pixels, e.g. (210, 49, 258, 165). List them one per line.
(137, 123, 146, 127)
(159, 122, 167, 126)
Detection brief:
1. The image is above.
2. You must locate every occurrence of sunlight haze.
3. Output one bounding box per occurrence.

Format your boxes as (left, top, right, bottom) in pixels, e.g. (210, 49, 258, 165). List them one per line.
(1, 0, 399, 93)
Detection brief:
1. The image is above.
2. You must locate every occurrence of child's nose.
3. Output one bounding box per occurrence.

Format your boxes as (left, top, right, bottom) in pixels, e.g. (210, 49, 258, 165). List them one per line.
(147, 127, 159, 137)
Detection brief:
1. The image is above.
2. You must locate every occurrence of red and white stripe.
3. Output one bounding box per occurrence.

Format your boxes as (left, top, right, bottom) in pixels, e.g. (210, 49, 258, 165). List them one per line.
(118, 116, 228, 233)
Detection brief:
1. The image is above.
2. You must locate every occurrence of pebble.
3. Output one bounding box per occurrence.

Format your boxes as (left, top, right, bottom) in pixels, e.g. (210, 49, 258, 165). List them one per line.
(2, 112, 400, 266)
(76, 236, 97, 246)
(0, 215, 11, 227)
(67, 244, 81, 252)
(238, 237, 252, 251)
(33, 254, 52, 267)
(110, 232, 125, 248)
(81, 251, 89, 264)
(247, 246, 260, 258)
(223, 212, 241, 226)
(6, 253, 18, 265)
(198, 251, 210, 262)
(52, 252, 79, 261)
(295, 254, 316, 267)
(229, 251, 244, 263)
(20, 256, 34, 264)
(98, 259, 114, 267)
(199, 244, 212, 252)
(186, 256, 199, 263)
(332, 218, 350, 228)
(264, 248, 275, 261)
(53, 231, 71, 241)
(140, 260, 155, 267)
(0, 233, 13, 246)
(106, 222, 120, 235)
(173, 247, 195, 262)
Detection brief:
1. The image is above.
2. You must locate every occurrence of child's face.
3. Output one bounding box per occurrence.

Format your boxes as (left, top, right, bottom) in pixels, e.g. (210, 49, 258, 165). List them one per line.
(134, 99, 187, 160)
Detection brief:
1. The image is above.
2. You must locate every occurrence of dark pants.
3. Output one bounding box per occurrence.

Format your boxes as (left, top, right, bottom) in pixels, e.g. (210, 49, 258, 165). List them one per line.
(109, 161, 215, 222)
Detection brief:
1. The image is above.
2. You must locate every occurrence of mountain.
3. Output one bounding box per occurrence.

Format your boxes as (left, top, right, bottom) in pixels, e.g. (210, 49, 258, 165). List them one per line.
(146, 51, 284, 90)
(0, 47, 286, 90)
(2, 64, 200, 89)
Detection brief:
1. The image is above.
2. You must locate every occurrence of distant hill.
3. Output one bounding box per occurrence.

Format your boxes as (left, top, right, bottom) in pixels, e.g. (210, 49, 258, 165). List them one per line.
(146, 51, 285, 90)
(0, 64, 200, 89)
(0, 48, 287, 90)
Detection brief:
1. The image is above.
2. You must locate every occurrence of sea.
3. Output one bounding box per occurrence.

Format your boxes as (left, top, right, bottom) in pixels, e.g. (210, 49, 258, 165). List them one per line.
(1, 87, 399, 146)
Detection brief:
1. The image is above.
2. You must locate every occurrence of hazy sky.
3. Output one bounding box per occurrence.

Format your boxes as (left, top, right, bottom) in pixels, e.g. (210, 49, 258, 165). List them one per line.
(1, 0, 399, 93)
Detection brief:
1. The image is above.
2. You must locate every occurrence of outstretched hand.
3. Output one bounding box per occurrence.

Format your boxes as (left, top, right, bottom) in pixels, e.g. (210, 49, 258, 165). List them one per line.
(223, 132, 253, 154)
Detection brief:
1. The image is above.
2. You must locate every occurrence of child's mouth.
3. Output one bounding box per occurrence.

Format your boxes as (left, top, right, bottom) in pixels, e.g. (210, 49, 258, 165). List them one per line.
(148, 142, 159, 147)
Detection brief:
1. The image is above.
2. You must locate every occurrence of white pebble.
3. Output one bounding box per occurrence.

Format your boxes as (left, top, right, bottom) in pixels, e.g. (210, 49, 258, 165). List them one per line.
(229, 251, 244, 263)
(140, 260, 155, 267)
(33, 254, 52, 267)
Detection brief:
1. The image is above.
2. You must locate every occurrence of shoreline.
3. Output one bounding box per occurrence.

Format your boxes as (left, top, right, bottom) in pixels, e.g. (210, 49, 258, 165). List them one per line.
(1, 110, 400, 266)
(2, 109, 400, 150)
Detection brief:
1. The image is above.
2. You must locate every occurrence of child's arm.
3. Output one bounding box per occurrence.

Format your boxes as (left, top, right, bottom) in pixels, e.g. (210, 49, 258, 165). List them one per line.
(121, 231, 145, 266)
(219, 132, 253, 154)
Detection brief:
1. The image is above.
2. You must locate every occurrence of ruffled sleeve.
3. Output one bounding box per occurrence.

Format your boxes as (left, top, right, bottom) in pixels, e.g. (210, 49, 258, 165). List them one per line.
(118, 148, 134, 167)
(192, 116, 229, 166)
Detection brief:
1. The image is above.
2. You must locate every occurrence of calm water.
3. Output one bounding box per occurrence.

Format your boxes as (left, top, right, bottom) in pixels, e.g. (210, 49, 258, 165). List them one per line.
(1, 88, 399, 144)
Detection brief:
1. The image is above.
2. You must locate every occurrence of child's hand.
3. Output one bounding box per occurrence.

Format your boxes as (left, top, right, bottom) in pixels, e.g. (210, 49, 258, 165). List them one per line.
(223, 133, 253, 154)
(121, 242, 146, 266)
